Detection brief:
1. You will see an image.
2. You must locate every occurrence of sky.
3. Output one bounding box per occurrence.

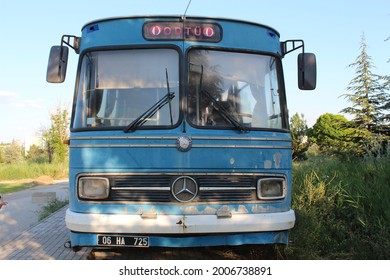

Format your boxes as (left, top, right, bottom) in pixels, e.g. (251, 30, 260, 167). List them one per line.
(0, 0, 389, 143)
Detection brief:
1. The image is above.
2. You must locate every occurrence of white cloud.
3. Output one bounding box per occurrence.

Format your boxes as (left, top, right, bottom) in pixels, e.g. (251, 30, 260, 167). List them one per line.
(0, 90, 18, 103)
(9, 98, 46, 109)
(0, 90, 45, 109)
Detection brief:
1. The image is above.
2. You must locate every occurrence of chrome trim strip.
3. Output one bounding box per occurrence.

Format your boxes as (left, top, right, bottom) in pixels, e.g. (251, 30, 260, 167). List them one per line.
(78, 172, 285, 177)
(70, 136, 178, 140)
(69, 144, 176, 148)
(192, 136, 291, 142)
(69, 144, 290, 149)
(70, 135, 292, 142)
(200, 187, 256, 191)
(112, 187, 171, 191)
(193, 144, 291, 149)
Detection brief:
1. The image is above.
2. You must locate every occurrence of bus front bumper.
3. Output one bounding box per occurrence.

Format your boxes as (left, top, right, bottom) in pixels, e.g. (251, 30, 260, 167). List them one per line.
(65, 208, 295, 234)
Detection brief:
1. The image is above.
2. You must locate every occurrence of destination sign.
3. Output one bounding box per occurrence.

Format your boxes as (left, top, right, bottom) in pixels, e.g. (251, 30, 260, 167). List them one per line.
(143, 21, 222, 42)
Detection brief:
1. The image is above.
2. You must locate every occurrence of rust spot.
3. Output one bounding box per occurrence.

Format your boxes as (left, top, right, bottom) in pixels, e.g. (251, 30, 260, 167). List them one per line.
(176, 218, 187, 229)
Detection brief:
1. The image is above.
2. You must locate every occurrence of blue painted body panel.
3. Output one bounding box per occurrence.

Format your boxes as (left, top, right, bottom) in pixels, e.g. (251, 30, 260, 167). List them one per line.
(69, 130, 291, 170)
(68, 128, 292, 216)
(80, 16, 281, 55)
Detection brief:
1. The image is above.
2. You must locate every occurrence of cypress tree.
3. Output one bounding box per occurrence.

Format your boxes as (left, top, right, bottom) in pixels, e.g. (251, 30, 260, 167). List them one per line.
(340, 34, 390, 156)
(340, 33, 382, 133)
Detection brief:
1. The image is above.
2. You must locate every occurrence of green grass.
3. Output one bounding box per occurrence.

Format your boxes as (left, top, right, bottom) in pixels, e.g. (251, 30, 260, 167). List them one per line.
(286, 156, 390, 259)
(0, 182, 35, 194)
(0, 162, 68, 181)
(37, 198, 69, 221)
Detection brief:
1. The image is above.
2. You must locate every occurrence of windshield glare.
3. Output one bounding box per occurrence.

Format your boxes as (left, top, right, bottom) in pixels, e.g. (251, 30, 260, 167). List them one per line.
(188, 50, 284, 129)
(73, 49, 179, 129)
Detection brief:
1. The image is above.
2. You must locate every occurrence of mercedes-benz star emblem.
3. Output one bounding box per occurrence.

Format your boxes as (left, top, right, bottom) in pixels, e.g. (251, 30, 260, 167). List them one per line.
(171, 176, 198, 202)
(176, 136, 192, 152)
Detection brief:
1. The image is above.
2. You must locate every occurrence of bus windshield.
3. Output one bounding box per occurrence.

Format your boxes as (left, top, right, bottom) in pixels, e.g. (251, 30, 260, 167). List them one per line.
(73, 49, 180, 129)
(188, 49, 285, 130)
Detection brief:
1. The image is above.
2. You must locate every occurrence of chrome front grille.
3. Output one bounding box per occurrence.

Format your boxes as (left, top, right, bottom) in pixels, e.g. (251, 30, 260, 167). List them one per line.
(106, 174, 258, 203)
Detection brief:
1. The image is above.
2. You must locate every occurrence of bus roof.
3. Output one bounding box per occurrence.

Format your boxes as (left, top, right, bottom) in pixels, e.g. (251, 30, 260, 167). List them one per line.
(81, 15, 280, 37)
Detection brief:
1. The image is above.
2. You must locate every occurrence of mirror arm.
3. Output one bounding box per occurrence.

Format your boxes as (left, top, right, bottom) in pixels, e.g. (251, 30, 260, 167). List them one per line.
(281, 40, 305, 57)
(61, 35, 80, 54)
(281, 39, 306, 83)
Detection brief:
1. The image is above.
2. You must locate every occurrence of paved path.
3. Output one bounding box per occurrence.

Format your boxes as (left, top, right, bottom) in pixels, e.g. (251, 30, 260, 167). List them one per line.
(0, 181, 92, 260)
(0, 181, 69, 244)
(0, 206, 91, 260)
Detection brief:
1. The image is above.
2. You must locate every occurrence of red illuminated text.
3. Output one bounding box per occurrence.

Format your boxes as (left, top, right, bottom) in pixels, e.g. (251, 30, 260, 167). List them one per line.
(144, 21, 221, 42)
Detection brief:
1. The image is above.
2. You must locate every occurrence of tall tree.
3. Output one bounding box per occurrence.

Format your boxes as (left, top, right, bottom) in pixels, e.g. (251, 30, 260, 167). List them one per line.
(340, 34, 383, 133)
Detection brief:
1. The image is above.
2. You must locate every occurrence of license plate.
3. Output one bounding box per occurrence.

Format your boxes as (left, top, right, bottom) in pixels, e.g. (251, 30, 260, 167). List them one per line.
(97, 235, 149, 247)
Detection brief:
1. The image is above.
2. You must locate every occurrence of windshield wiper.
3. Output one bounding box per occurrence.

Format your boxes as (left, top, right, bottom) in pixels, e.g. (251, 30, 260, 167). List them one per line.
(201, 89, 248, 133)
(199, 65, 248, 133)
(123, 69, 175, 133)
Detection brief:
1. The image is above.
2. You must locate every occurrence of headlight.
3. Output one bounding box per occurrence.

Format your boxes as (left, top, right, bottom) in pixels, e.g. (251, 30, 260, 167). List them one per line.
(78, 177, 110, 200)
(257, 178, 286, 200)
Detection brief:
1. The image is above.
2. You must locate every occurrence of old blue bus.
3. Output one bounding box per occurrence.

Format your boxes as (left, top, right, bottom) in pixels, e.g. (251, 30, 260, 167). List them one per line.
(47, 15, 316, 249)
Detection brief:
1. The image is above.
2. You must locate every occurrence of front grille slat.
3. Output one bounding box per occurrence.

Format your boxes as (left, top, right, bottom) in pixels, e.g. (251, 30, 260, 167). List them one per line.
(105, 175, 258, 203)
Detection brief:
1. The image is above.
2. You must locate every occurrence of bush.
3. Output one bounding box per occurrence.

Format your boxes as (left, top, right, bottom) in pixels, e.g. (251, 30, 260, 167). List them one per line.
(3, 141, 24, 164)
(27, 144, 48, 163)
(37, 198, 69, 221)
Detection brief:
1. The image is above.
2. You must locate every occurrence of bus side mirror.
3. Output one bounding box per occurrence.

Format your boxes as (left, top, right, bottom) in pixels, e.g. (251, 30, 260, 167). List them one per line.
(46, 46, 69, 83)
(298, 53, 316, 90)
